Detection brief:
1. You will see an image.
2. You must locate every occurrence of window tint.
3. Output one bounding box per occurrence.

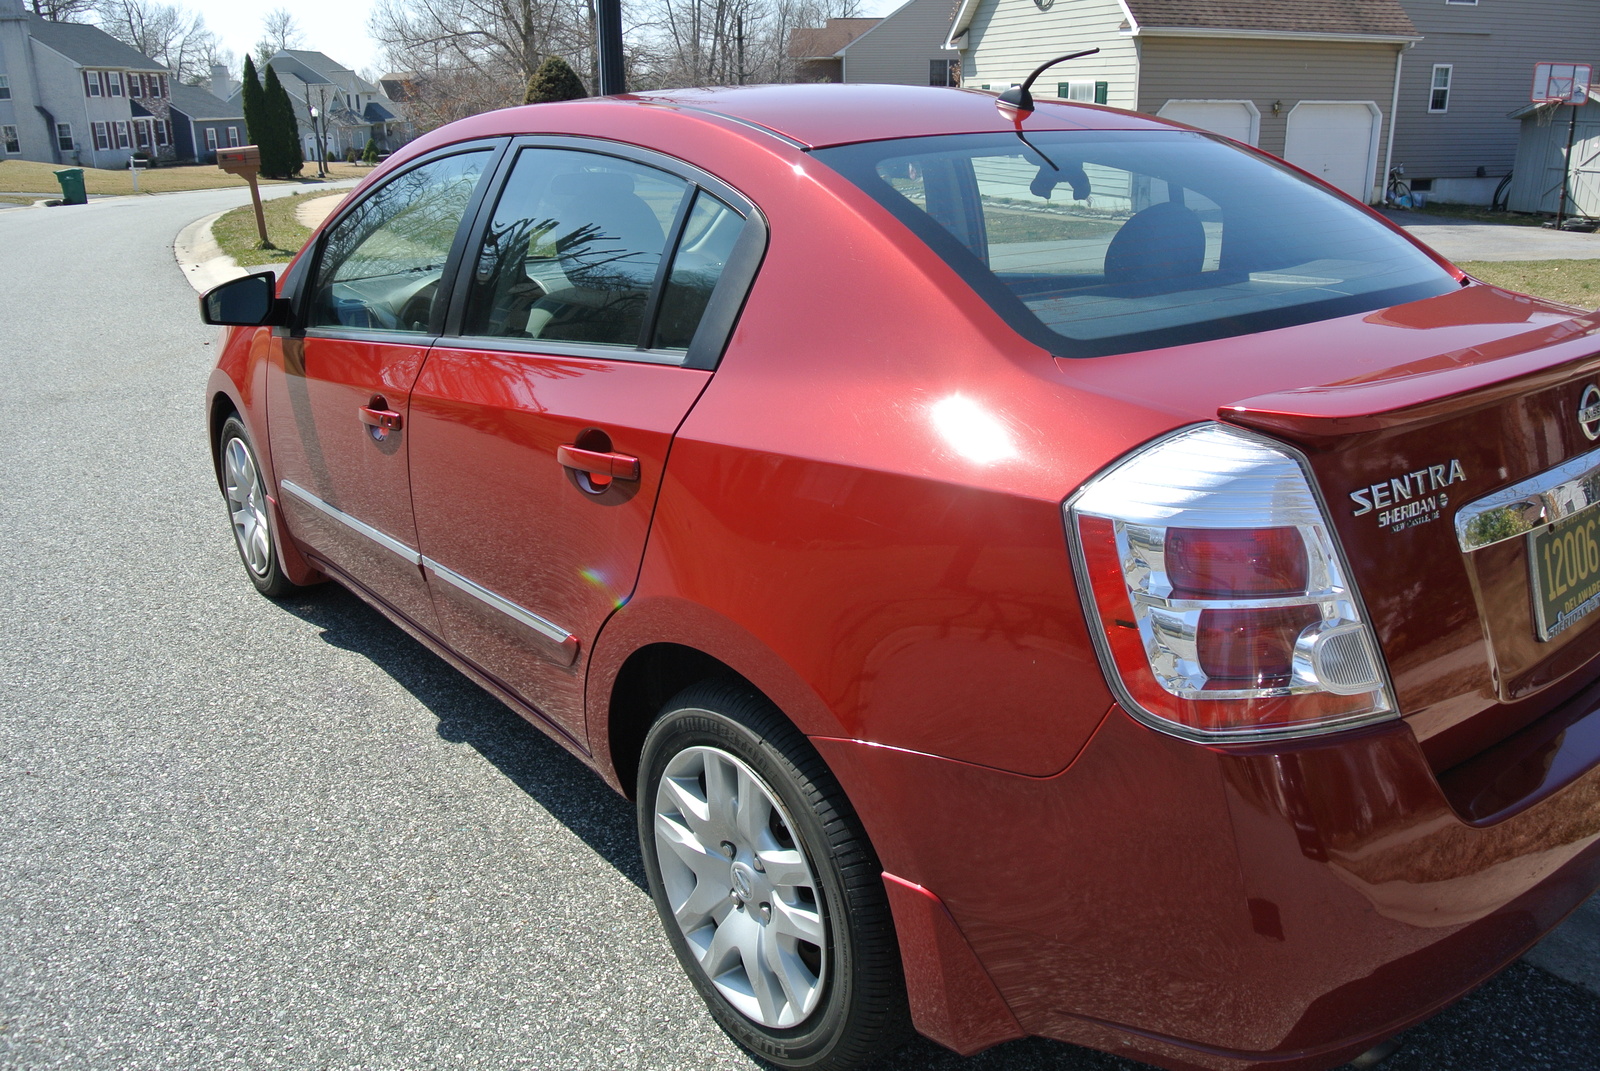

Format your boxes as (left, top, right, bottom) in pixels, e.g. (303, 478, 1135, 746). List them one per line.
(653, 191, 743, 350)
(463, 148, 689, 346)
(816, 131, 1457, 358)
(309, 150, 490, 333)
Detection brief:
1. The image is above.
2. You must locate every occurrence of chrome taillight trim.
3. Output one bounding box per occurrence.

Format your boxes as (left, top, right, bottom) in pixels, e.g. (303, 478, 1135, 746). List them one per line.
(1455, 443, 1600, 552)
(1064, 423, 1401, 745)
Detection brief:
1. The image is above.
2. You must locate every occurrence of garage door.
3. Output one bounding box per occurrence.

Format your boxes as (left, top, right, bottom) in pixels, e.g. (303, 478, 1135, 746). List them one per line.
(1157, 101, 1258, 145)
(1284, 102, 1380, 202)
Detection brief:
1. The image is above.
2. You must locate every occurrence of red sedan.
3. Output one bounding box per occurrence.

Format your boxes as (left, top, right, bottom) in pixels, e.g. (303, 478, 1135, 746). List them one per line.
(201, 83, 1600, 1071)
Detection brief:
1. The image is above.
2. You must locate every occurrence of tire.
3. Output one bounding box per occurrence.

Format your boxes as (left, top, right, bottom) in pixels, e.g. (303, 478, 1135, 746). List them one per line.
(218, 415, 299, 598)
(638, 682, 911, 1071)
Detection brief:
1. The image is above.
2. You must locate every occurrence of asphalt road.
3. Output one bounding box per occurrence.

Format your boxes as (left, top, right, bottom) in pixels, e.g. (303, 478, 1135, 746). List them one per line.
(1, 189, 1598, 1071)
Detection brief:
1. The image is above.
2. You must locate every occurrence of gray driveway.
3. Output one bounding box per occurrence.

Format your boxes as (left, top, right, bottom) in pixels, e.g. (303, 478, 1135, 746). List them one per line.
(0, 189, 1597, 1070)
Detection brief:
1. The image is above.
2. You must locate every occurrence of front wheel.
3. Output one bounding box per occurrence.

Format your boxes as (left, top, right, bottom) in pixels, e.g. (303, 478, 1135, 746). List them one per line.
(638, 682, 910, 1070)
(218, 415, 300, 598)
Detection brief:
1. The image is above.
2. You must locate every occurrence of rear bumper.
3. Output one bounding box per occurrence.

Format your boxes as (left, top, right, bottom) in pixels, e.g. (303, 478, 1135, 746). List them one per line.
(815, 694, 1600, 1070)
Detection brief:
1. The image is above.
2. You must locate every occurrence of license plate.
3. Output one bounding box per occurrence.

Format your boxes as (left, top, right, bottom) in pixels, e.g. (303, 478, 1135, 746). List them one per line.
(1530, 505, 1600, 640)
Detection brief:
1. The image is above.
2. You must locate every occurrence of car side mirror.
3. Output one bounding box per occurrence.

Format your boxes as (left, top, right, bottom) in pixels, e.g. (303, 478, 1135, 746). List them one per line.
(199, 272, 288, 327)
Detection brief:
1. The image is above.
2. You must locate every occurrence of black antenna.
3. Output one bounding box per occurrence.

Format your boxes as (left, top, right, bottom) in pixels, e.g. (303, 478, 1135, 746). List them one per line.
(997, 49, 1101, 114)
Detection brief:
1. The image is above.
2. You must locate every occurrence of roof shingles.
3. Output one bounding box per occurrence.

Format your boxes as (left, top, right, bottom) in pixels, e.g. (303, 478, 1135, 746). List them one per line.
(1125, 0, 1417, 37)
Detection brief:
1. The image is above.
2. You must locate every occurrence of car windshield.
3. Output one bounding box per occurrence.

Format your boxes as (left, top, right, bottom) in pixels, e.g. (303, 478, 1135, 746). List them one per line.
(814, 130, 1458, 358)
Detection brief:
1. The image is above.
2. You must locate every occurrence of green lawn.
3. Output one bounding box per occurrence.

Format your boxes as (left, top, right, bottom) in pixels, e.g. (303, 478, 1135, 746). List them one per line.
(0, 158, 370, 195)
(212, 193, 320, 266)
(1459, 260, 1600, 310)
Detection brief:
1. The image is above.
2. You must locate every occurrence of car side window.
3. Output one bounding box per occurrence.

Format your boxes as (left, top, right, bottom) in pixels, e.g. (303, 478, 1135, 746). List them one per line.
(652, 191, 744, 350)
(308, 149, 491, 333)
(462, 148, 690, 346)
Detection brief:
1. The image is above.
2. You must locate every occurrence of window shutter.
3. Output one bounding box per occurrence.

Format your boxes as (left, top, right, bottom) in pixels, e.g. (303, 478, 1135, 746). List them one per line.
(1057, 82, 1069, 98)
(1095, 81, 1109, 105)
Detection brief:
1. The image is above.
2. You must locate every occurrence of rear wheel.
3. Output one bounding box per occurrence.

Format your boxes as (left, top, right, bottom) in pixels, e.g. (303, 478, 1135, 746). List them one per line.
(638, 682, 910, 1070)
(219, 415, 299, 598)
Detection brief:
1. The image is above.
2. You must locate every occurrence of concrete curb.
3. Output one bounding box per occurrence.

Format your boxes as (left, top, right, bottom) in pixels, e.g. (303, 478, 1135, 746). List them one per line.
(172, 181, 357, 294)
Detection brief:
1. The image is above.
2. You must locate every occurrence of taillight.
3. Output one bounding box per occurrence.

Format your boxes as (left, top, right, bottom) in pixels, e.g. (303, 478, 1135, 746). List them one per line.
(1066, 423, 1396, 742)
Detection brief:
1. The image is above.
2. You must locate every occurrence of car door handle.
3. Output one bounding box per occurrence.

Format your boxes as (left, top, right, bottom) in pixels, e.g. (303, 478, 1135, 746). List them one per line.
(557, 444, 640, 481)
(358, 405, 403, 431)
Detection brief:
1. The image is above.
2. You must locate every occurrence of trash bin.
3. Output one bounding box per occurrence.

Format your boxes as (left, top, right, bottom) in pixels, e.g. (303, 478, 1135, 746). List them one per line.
(54, 168, 87, 205)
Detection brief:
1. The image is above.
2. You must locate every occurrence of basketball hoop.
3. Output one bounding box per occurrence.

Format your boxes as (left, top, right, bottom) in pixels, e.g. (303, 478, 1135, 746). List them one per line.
(1533, 62, 1592, 105)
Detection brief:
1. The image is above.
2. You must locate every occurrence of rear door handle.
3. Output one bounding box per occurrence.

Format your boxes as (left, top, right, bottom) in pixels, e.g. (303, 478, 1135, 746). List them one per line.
(557, 444, 640, 481)
(358, 406, 403, 431)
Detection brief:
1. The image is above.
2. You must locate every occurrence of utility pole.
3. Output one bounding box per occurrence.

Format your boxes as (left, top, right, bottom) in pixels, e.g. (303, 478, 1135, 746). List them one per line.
(595, 0, 624, 94)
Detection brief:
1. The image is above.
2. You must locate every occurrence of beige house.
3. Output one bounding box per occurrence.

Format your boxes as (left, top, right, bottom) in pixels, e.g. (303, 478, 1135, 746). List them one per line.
(788, 18, 882, 83)
(947, 0, 1421, 203)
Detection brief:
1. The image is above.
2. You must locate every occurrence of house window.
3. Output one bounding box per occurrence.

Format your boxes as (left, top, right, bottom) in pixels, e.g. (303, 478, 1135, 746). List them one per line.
(130, 73, 143, 98)
(227, 126, 240, 147)
(156, 75, 167, 98)
(56, 123, 73, 151)
(0, 75, 10, 100)
(156, 120, 169, 146)
(929, 59, 959, 87)
(205, 127, 218, 151)
(115, 121, 130, 148)
(84, 70, 102, 97)
(1056, 80, 1109, 104)
(106, 71, 123, 97)
(1429, 64, 1453, 112)
(1445, 0, 1476, 5)
(2, 125, 18, 154)
(93, 122, 109, 149)
(135, 121, 150, 149)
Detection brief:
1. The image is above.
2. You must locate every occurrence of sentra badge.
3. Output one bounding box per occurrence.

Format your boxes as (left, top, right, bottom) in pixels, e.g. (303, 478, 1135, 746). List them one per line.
(1350, 460, 1466, 532)
(1580, 384, 1600, 441)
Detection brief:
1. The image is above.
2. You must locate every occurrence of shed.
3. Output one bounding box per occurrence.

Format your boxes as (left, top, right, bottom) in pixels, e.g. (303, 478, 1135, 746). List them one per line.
(1507, 92, 1600, 217)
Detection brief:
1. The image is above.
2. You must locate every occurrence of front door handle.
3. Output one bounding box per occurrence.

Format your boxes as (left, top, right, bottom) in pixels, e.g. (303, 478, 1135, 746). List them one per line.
(358, 405, 403, 431)
(557, 444, 640, 481)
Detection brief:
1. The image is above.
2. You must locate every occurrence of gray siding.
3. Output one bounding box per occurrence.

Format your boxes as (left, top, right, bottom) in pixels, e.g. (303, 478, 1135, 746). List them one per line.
(1137, 36, 1401, 160)
(1394, 0, 1600, 180)
(841, 0, 959, 86)
(960, 0, 1139, 109)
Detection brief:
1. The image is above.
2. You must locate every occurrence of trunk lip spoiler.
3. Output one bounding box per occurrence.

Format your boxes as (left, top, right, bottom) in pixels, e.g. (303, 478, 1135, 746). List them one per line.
(1455, 443, 1600, 552)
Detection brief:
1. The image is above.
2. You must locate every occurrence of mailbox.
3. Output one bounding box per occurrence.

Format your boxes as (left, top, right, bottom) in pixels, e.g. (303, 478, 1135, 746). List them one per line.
(217, 145, 262, 176)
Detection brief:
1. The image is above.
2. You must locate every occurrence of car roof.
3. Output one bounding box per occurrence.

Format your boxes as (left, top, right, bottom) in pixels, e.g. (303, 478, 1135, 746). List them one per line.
(428, 83, 1175, 153)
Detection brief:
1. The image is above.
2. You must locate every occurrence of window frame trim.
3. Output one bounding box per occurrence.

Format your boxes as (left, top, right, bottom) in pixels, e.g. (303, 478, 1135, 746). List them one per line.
(1429, 63, 1453, 113)
(0, 74, 11, 101)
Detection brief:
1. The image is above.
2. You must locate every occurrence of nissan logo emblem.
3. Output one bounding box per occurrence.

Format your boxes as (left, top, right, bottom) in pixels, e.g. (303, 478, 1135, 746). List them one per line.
(1582, 384, 1600, 441)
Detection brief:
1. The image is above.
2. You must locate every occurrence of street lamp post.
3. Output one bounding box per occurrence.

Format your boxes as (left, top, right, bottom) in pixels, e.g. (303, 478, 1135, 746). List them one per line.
(308, 105, 326, 178)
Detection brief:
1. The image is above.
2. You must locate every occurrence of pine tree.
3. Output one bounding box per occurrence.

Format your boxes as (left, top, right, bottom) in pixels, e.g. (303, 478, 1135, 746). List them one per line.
(240, 56, 267, 165)
(363, 137, 378, 165)
(524, 57, 587, 104)
(263, 65, 302, 178)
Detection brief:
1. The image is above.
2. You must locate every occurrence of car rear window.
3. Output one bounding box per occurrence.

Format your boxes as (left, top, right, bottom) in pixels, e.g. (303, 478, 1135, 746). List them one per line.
(814, 131, 1458, 358)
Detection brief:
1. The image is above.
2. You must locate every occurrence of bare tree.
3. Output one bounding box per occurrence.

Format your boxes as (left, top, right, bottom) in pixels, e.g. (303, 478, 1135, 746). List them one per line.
(255, 7, 305, 66)
(31, 0, 96, 21)
(94, 0, 220, 81)
(370, 0, 591, 131)
(630, 0, 862, 89)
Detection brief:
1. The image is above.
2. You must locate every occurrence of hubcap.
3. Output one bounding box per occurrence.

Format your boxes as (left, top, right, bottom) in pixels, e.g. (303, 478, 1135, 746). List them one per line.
(223, 436, 272, 577)
(654, 745, 827, 1028)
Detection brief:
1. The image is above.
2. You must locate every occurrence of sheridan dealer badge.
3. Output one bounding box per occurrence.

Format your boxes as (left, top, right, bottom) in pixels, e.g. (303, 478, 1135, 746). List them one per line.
(1350, 460, 1466, 531)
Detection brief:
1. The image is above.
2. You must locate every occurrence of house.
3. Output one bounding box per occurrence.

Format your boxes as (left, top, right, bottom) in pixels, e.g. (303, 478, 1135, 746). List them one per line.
(167, 77, 244, 164)
(1392, 0, 1600, 205)
(787, 18, 881, 82)
(803, 0, 964, 87)
(1506, 89, 1600, 217)
(228, 49, 411, 165)
(0, 0, 176, 167)
(946, 0, 1422, 203)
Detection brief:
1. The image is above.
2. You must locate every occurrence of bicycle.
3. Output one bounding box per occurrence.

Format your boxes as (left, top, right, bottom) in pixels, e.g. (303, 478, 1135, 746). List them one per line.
(1385, 164, 1413, 209)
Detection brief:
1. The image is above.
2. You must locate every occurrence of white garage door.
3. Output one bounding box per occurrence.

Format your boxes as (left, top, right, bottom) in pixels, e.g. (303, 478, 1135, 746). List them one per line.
(1156, 101, 1258, 145)
(1284, 102, 1380, 202)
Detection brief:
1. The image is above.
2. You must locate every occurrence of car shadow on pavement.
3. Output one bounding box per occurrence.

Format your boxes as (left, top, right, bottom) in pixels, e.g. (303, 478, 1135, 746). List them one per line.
(275, 583, 649, 891)
(269, 587, 1600, 1071)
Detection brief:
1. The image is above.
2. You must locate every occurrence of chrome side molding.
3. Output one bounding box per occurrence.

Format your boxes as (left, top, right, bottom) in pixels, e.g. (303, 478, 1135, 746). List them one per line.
(280, 480, 422, 564)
